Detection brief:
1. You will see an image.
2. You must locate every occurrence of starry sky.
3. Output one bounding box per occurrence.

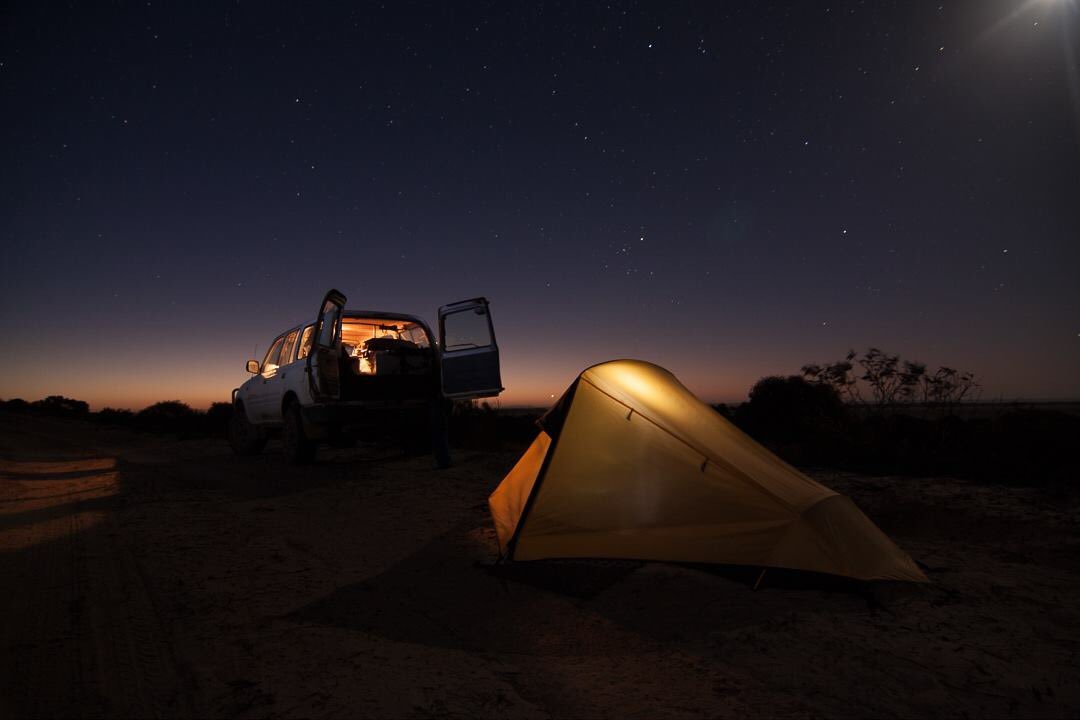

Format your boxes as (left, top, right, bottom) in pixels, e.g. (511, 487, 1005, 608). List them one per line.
(2, 0, 1078, 410)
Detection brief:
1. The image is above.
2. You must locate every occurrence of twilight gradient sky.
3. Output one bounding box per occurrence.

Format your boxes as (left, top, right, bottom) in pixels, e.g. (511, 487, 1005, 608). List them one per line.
(2, 1, 1079, 410)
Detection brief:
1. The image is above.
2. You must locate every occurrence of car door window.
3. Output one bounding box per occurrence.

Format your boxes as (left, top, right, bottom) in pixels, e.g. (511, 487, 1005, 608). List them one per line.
(316, 301, 341, 347)
(261, 336, 285, 377)
(438, 299, 502, 400)
(442, 307, 493, 351)
(279, 329, 300, 367)
(297, 325, 314, 359)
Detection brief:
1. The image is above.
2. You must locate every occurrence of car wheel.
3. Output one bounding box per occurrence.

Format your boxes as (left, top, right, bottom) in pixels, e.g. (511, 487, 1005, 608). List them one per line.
(283, 402, 317, 464)
(228, 401, 267, 456)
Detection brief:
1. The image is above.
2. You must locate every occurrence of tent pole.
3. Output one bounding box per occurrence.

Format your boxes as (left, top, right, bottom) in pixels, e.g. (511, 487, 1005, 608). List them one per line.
(753, 568, 767, 591)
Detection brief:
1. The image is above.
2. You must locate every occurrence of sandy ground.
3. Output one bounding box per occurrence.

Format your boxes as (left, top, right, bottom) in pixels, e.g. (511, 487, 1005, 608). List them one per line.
(1, 412, 1078, 719)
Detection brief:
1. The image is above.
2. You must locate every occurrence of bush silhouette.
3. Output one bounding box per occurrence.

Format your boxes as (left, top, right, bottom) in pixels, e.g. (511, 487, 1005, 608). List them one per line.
(735, 375, 846, 445)
(734, 372, 1076, 490)
(804, 348, 979, 409)
(136, 401, 198, 435)
(0, 398, 30, 413)
(204, 402, 233, 436)
(96, 407, 135, 426)
(711, 403, 734, 421)
(31, 395, 89, 417)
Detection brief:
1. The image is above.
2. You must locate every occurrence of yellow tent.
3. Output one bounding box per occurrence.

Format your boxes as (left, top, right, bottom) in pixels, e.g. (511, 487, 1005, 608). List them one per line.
(489, 360, 927, 583)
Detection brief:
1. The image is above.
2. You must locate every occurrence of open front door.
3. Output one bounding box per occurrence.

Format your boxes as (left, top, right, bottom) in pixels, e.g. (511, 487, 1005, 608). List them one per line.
(306, 289, 347, 401)
(438, 297, 503, 399)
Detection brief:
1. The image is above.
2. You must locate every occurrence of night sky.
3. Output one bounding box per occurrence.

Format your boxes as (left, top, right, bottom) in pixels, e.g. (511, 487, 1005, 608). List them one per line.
(2, 1, 1078, 409)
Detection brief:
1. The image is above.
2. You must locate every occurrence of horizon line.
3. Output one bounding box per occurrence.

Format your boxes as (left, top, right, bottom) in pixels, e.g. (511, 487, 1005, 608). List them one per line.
(4, 394, 1080, 414)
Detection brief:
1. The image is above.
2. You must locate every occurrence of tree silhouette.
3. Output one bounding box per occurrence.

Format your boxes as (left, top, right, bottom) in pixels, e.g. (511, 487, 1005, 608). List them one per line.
(801, 349, 861, 403)
(922, 366, 980, 407)
(804, 348, 975, 409)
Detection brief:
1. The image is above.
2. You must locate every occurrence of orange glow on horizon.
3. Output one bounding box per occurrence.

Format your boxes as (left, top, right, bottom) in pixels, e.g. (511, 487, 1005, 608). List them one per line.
(0, 354, 756, 412)
(3, 336, 1078, 412)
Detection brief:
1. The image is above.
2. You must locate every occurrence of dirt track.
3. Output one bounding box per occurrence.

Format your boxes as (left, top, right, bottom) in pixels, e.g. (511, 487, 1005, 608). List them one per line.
(1, 412, 1078, 718)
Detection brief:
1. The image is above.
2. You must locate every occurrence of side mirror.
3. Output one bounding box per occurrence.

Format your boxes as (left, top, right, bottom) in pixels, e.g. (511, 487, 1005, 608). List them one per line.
(246, 360, 260, 374)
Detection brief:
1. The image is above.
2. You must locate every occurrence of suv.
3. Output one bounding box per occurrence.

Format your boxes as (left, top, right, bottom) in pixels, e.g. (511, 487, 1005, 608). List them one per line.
(229, 289, 503, 465)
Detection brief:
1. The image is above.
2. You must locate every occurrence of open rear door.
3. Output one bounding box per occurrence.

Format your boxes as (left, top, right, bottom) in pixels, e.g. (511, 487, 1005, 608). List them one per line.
(438, 297, 503, 399)
(306, 289, 347, 401)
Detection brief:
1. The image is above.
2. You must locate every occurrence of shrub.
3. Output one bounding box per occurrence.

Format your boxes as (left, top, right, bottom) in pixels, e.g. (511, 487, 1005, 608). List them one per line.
(735, 375, 1077, 491)
(803, 348, 978, 409)
(96, 407, 135, 426)
(0, 398, 30, 413)
(204, 402, 233, 436)
(135, 401, 198, 435)
(711, 403, 734, 421)
(30, 395, 90, 417)
(735, 375, 846, 445)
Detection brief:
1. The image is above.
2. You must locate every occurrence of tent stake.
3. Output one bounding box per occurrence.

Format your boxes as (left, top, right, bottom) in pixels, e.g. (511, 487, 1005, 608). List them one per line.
(753, 568, 767, 591)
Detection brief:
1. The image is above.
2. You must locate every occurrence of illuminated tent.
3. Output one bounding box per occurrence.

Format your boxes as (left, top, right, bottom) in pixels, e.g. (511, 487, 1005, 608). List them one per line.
(489, 360, 927, 583)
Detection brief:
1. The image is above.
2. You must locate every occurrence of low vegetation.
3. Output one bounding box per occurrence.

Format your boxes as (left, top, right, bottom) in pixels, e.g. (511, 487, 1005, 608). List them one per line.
(800, 347, 980, 408)
(0, 395, 234, 439)
(723, 347, 1077, 492)
(2, 348, 1075, 491)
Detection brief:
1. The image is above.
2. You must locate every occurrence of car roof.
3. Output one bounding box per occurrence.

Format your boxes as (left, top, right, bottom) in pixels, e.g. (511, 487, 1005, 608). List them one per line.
(281, 310, 433, 335)
(342, 309, 429, 326)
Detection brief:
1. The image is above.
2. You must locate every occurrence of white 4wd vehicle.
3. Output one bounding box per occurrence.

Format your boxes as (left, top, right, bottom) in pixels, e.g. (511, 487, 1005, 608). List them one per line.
(229, 289, 502, 465)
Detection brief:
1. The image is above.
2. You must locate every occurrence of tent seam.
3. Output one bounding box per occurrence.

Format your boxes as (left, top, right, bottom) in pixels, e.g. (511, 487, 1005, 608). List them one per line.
(579, 374, 803, 514)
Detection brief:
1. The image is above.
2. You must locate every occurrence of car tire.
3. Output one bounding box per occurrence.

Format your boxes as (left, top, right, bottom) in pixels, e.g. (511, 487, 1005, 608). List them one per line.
(229, 401, 267, 456)
(283, 402, 317, 464)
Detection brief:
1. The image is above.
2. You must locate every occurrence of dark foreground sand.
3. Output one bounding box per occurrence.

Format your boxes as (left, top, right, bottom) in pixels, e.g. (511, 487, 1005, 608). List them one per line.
(1, 412, 1078, 718)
